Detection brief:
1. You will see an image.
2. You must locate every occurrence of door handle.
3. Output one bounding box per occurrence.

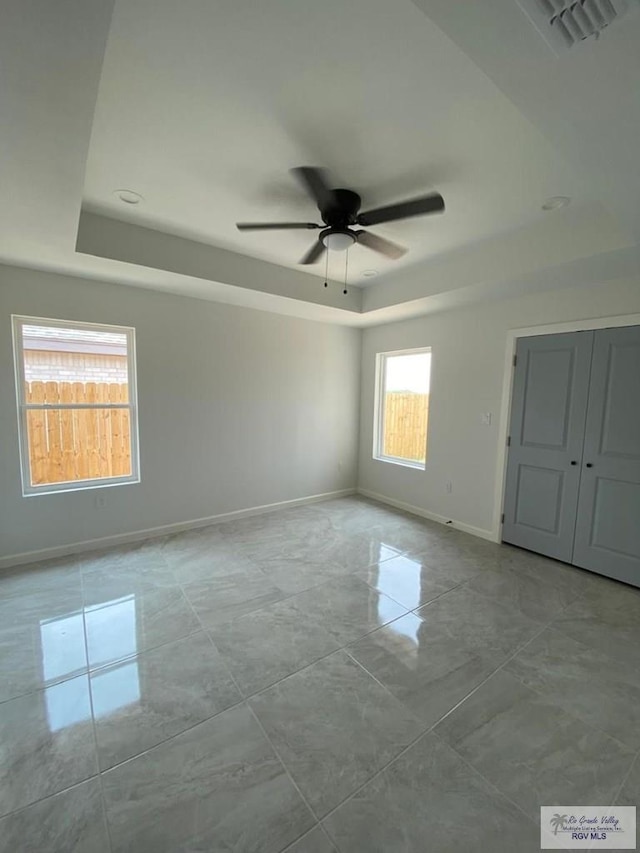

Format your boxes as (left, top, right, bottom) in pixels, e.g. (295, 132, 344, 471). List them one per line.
(570, 460, 578, 465)
(585, 463, 593, 468)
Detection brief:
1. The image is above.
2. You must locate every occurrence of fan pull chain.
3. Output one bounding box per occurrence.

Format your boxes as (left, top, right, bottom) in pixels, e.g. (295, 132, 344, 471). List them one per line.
(323, 248, 329, 288)
(343, 246, 349, 295)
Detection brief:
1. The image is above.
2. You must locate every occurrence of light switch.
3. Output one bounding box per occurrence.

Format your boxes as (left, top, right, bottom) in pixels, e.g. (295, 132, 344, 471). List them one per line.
(481, 412, 492, 425)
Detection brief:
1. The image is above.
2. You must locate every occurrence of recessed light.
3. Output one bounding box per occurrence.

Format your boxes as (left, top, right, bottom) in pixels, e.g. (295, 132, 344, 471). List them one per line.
(542, 196, 570, 211)
(114, 189, 143, 205)
(362, 269, 378, 278)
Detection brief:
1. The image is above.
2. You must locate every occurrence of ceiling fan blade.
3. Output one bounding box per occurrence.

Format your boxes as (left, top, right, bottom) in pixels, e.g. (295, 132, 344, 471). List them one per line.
(357, 192, 445, 226)
(291, 167, 333, 210)
(355, 230, 407, 260)
(236, 222, 321, 231)
(299, 240, 326, 265)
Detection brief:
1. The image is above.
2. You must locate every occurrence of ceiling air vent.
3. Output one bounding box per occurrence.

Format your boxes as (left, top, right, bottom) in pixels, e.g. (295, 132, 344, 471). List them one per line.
(518, 0, 630, 52)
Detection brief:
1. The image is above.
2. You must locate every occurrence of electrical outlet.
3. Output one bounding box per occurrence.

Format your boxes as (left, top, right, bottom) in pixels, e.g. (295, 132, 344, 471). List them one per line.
(95, 495, 106, 508)
(446, 481, 453, 493)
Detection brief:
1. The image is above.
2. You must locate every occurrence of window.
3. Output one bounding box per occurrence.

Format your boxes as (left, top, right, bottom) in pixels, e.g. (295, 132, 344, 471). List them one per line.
(12, 316, 140, 495)
(373, 348, 431, 469)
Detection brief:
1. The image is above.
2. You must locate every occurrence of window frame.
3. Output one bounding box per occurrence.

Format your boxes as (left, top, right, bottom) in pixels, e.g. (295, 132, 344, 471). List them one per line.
(12, 314, 141, 496)
(373, 346, 431, 471)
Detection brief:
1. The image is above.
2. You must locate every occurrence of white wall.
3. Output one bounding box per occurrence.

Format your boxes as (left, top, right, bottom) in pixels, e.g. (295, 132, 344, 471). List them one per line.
(0, 265, 361, 562)
(358, 277, 640, 537)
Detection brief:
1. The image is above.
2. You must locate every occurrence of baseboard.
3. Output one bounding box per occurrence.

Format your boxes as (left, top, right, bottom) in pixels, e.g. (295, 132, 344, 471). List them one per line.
(0, 487, 357, 571)
(357, 487, 497, 543)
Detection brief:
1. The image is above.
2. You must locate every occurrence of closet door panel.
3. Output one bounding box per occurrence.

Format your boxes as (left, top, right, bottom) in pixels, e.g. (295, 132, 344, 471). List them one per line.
(573, 326, 640, 587)
(502, 332, 593, 562)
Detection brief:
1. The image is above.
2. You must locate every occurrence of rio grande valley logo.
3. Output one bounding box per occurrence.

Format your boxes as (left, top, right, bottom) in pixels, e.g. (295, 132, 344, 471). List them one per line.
(550, 814, 568, 835)
(540, 806, 636, 849)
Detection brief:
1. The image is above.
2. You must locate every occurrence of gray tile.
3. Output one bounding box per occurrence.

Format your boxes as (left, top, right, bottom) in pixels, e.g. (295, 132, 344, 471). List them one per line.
(102, 704, 314, 853)
(454, 532, 503, 561)
(250, 651, 422, 817)
(347, 586, 542, 728)
(406, 543, 491, 581)
(0, 779, 109, 853)
(553, 581, 640, 670)
(494, 546, 597, 599)
(0, 579, 83, 617)
(324, 732, 540, 853)
(85, 585, 200, 668)
(81, 563, 179, 609)
(316, 497, 396, 534)
(506, 628, 640, 749)
(228, 517, 341, 563)
(379, 519, 490, 563)
(0, 675, 97, 817)
(182, 569, 285, 628)
(0, 591, 87, 703)
(163, 529, 259, 586)
(286, 575, 407, 647)
(348, 611, 502, 728)
(370, 522, 445, 557)
(91, 631, 241, 770)
(210, 599, 340, 696)
(2, 498, 632, 851)
(299, 531, 402, 574)
(251, 520, 402, 573)
(355, 552, 467, 610)
(465, 565, 580, 623)
(0, 556, 80, 602)
(617, 755, 640, 806)
(616, 757, 640, 848)
(416, 585, 543, 658)
(78, 539, 168, 575)
(256, 555, 355, 596)
(436, 669, 635, 821)
(161, 524, 229, 558)
(285, 825, 337, 852)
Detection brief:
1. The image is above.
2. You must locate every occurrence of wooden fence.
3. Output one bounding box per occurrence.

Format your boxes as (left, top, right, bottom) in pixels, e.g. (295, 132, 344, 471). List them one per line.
(383, 392, 429, 463)
(25, 381, 131, 485)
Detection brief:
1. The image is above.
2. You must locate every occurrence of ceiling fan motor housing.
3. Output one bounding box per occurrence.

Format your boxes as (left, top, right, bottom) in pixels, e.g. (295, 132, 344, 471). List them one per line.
(321, 189, 362, 227)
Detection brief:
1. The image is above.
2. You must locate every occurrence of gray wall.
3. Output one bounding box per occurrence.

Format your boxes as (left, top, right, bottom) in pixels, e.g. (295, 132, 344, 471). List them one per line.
(5, 261, 640, 564)
(0, 266, 361, 561)
(359, 278, 640, 536)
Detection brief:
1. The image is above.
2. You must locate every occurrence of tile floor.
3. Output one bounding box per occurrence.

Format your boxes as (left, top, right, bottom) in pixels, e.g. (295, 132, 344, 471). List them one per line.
(0, 496, 638, 852)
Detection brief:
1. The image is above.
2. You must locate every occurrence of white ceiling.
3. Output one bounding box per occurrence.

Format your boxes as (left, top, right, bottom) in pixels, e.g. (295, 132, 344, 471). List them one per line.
(83, 0, 609, 283)
(2, 0, 640, 325)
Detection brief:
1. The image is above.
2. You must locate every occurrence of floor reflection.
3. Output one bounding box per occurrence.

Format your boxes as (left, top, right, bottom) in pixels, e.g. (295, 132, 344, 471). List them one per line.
(378, 543, 402, 564)
(39, 610, 86, 682)
(44, 675, 92, 733)
(85, 594, 139, 663)
(372, 612, 423, 667)
(376, 554, 423, 611)
(384, 612, 422, 646)
(39, 593, 142, 732)
(91, 660, 141, 719)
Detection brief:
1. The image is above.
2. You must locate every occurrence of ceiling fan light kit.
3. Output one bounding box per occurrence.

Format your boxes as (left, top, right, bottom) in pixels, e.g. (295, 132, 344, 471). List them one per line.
(236, 167, 446, 293)
(321, 229, 356, 251)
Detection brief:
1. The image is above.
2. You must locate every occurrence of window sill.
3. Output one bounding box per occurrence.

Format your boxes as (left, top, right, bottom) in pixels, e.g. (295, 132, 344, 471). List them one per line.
(23, 475, 140, 497)
(373, 455, 426, 471)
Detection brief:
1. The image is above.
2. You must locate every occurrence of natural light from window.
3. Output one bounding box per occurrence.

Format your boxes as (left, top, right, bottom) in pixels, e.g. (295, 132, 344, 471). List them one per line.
(374, 348, 431, 468)
(39, 598, 142, 732)
(12, 316, 140, 495)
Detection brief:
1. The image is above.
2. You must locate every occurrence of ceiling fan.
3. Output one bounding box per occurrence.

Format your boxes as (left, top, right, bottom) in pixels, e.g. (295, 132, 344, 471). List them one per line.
(236, 167, 445, 265)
